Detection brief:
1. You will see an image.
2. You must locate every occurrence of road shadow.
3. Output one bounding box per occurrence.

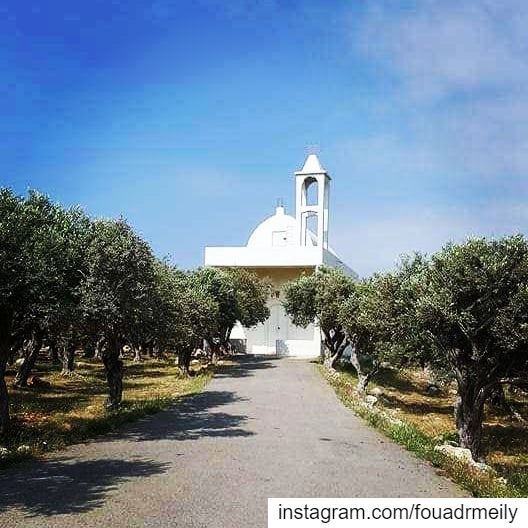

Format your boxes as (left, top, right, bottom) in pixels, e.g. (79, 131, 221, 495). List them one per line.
(121, 356, 280, 442)
(0, 457, 169, 517)
(125, 390, 254, 442)
(0, 355, 277, 519)
(214, 354, 280, 379)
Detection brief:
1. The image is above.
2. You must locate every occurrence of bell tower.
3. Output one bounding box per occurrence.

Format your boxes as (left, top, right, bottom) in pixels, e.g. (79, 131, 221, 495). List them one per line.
(294, 153, 331, 251)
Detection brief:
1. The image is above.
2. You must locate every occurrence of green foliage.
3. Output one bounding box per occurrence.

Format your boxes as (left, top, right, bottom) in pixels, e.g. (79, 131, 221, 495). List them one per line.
(227, 268, 270, 329)
(283, 267, 355, 367)
(79, 218, 157, 344)
(191, 267, 270, 351)
(415, 236, 528, 369)
(407, 236, 528, 459)
(286, 237, 528, 461)
(0, 188, 271, 430)
(0, 190, 90, 342)
(334, 237, 528, 459)
(282, 273, 317, 328)
(0, 190, 94, 429)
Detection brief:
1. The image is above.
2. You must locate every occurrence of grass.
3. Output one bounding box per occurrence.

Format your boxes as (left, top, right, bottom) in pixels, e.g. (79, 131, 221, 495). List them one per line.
(320, 363, 528, 498)
(0, 357, 213, 468)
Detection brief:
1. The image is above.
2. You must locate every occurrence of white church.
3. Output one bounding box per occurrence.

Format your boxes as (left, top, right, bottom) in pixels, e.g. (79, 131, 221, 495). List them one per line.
(204, 154, 355, 357)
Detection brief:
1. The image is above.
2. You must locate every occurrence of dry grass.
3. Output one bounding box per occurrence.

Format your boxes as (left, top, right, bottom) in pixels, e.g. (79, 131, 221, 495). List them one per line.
(327, 364, 528, 497)
(0, 357, 212, 467)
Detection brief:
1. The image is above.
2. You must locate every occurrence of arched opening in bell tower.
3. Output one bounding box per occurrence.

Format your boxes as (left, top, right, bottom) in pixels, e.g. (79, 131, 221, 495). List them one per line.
(301, 211, 319, 246)
(302, 177, 319, 207)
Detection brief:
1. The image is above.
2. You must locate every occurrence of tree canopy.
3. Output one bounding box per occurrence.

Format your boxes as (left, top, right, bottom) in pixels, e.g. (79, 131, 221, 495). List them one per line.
(0, 189, 271, 434)
(407, 236, 528, 459)
(283, 267, 355, 368)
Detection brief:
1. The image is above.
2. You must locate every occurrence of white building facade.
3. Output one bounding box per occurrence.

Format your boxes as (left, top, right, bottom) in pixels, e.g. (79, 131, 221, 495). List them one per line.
(204, 154, 355, 357)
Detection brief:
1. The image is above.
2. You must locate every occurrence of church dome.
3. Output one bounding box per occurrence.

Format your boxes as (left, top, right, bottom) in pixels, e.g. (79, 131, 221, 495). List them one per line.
(247, 206, 298, 248)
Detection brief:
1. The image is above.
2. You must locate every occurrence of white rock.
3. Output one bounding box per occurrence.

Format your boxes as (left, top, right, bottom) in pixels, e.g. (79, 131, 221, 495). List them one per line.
(434, 444, 474, 463)
(16, 445, 31, 454)
(370, 387, 383, 397)
(365, 395, 378, 407)
(474, 462, 493, 472)
(434, 444, 492, 471)
(15, 358, 24, 367)
(0, 447, 10, 458)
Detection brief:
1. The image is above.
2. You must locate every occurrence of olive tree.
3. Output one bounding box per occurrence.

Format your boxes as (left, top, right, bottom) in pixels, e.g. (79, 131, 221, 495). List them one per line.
(139, 264, 220, 375)
(339, 276, 391, 393)
(410, 236, 528, 460)
(283, 266, 355, 369)
(15, 203, 90, 384)
(79, 218, 157, 409)
(0, 190, 90, 434)
(173, 271, 220, 375)
(227, 267, 270, 337)
(192, 267, 270, 358)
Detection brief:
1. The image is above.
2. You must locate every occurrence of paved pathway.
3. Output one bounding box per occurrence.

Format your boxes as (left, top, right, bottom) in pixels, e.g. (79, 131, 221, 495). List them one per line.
(0, 357, 465, 527)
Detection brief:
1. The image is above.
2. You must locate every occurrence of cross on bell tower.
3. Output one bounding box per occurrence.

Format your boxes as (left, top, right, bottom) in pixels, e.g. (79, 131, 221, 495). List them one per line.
(294, 153, 331, 251)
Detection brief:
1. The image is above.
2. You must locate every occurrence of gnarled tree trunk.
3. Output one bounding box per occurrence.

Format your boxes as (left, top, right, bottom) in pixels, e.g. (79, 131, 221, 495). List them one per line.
(356, 372, 373, 394)
(102, 336, 123, 409)
(133, 345, 142, 363)
(322, 329, 348, 370)
(0, 316, 13, 436)
(61, 345, 75, 376)
(15, 330, 44, 387)
(454, 375, 487, 461)
(49, 341, 60, 364)
(94, 337, 105, 360)
(350, 348, 379, 394)
(0, 354, 9, 437)
(177, 348, 193, 376)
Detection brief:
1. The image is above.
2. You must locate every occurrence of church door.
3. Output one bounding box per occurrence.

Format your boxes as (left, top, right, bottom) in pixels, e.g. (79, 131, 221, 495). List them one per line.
(270, 302, 288, 356)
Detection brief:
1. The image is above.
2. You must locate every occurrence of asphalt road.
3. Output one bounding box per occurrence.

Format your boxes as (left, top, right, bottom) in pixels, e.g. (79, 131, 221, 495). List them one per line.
(0, 356, 465, 527)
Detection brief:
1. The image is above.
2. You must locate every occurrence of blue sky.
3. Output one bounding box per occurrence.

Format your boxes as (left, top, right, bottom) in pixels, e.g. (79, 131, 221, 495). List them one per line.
(2, 0, 527, 276)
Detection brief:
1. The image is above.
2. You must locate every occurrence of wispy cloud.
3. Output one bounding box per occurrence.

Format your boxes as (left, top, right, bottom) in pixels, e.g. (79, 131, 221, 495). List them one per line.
(333, 201, 528, 277)
(331, 1, 528, 274)
(354, 0, 528, 179)
(358, 0, 528, 101)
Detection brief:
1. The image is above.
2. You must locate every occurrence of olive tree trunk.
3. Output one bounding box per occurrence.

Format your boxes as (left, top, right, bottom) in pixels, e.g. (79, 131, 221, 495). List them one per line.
(61, 345, 75, 376)
(177, 348, 193, 376)
(356, 372, 375, 394)
(0, 316, 13, 436)
(322, 330, 348, 370)
(349, 348, 380, 394)
(453, 369, 490, 461)
(102, 337, 123, 409)
(94, 337, 104, 360)
(133, 346, 142, 363)
(14, 331, 44, 387)
(455, 393, 485, 461)
(49, 341, 60, 364)
(0, 354, 9, 437)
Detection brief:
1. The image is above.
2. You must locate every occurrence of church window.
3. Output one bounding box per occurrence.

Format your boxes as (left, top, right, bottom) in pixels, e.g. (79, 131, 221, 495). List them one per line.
(272, 230, 288, 246)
